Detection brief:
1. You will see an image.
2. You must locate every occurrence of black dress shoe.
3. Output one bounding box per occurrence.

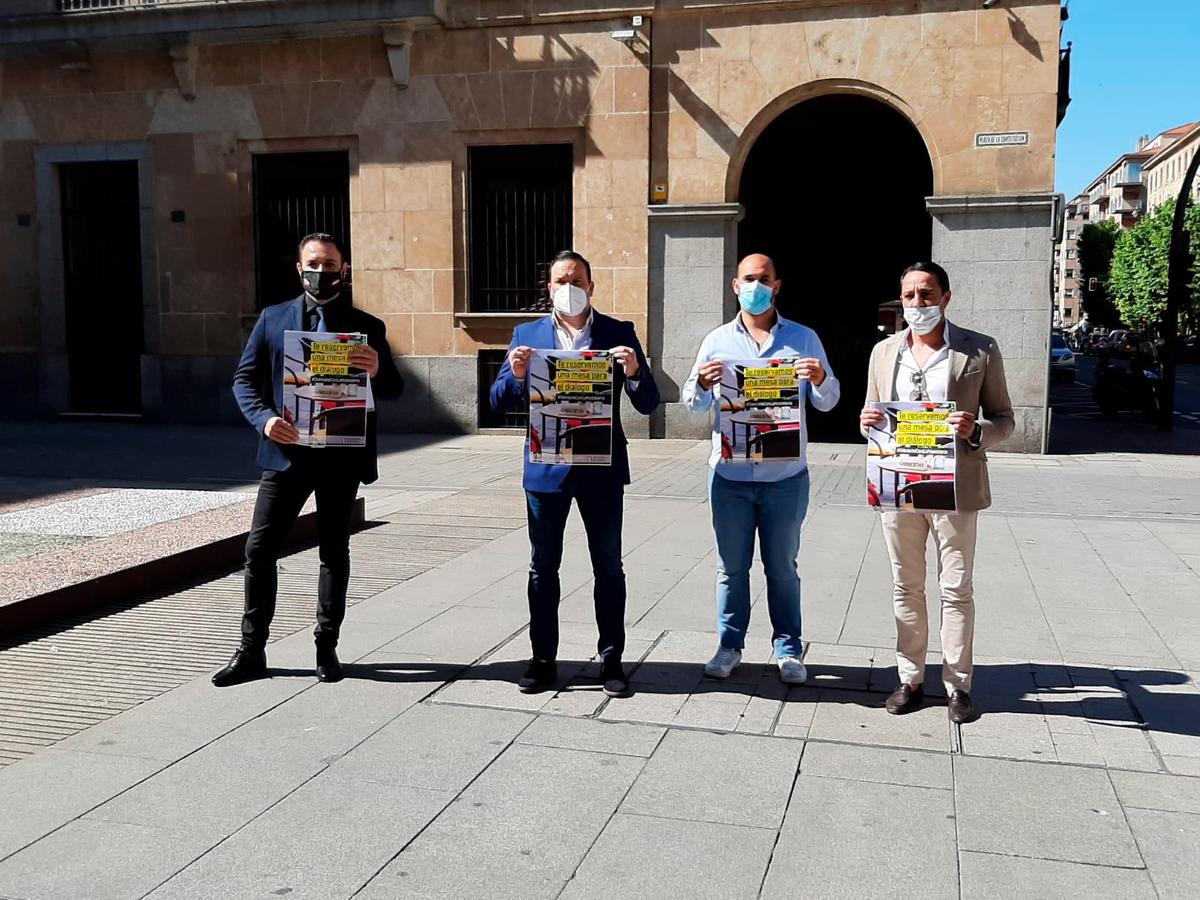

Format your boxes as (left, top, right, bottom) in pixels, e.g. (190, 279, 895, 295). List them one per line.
(948, 689, 977, 723)
(212, 647, 267, 687)
(601, 659, 630, 698)
(315, 646, 344, 683)
(884, 682, 925, 715)
(518, 659, 557, 694)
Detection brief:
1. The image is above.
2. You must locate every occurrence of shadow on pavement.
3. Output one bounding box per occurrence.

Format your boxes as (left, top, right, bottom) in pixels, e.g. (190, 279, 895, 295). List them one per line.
(255, 659, 1200, 738)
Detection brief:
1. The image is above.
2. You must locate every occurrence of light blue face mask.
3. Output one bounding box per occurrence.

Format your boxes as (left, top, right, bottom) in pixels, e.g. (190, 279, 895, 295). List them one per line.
(738, 280, 774, 315)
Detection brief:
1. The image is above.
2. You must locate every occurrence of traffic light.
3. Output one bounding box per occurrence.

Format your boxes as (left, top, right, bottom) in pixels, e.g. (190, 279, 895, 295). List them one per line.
(1088, 277, 1098, 292)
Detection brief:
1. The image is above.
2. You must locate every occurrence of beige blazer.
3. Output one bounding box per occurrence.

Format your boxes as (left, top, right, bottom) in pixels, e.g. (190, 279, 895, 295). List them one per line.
(864, 322, 1015, 511)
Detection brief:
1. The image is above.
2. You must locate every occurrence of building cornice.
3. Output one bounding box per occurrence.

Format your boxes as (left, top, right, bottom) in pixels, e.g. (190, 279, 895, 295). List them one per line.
(646, 202, 745, 222)
(926, 193, 1056, 216)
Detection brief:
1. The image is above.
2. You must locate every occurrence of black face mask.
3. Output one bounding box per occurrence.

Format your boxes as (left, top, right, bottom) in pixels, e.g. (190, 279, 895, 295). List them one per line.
(301, 269, 343, 302)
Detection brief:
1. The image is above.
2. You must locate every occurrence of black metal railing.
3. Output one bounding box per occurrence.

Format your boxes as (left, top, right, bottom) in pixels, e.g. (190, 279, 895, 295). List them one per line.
(468, 144, 572, 313)
(61, 0, 134, 9)
(58, 0, 221, 9)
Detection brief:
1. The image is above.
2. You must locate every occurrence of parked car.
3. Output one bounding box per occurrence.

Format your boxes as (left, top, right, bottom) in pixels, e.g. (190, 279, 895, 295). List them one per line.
(1114, 331, 1147, 359)
(1099, 328, 1123, 355)
(1082, 330, 1107, 355)
(1178, 333, 1200, 364)
(1049, 332, 1076, 382)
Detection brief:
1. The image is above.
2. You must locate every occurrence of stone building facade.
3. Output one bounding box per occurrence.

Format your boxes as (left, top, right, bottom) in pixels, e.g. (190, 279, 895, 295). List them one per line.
(0, 0, 1064, 450)
(1145, 122, 1200, 214)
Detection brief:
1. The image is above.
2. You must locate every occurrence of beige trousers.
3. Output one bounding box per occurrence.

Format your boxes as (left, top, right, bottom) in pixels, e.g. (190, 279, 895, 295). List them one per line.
(879, 510, 979, 693)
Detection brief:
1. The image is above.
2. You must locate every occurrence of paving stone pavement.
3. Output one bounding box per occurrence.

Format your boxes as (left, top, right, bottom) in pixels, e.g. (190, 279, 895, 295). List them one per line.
(1, 433, 1199, 898)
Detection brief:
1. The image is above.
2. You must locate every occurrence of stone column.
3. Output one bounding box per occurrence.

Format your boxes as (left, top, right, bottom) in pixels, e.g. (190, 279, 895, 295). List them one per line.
(646, 202, 742, 439)
(927, 194, 1056, 453)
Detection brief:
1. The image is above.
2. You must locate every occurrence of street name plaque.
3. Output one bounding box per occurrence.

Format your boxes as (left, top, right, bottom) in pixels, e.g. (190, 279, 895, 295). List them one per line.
(975, 131, 1030, 148)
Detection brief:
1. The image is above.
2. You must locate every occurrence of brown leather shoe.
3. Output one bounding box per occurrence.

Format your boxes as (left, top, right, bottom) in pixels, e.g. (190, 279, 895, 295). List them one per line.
(884, 683, 925, 715)
(948, 690, 977, 723)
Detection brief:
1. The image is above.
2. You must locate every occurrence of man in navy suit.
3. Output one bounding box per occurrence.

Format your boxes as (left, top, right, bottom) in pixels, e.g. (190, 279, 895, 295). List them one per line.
(491, 251, 659, 697)
(213, 233, 404, 687)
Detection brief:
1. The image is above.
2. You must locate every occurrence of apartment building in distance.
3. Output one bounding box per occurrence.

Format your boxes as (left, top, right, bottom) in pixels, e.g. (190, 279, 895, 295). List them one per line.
(1052, 192, 1087, 328)
(1084, 150, 1151, 230)
(1058, 122, 1197, 328)
(0, 0, 1068, 451)
(1145, 121, 1200, 213)
(1083, 123, 1197, 230)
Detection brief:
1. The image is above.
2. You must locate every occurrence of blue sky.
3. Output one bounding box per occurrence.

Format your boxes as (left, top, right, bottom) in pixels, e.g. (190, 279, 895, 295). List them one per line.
(1056, 0, 1200, 198)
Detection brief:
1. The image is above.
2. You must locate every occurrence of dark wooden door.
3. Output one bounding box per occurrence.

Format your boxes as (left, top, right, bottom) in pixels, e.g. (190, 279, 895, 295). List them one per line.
(60, 160, 144, 414)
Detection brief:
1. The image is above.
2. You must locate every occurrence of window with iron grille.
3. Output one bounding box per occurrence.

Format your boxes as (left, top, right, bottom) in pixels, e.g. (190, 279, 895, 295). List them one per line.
(253, 151, 350, 310)
(477, 349, 528, 429)
(468, 144, 572, 313)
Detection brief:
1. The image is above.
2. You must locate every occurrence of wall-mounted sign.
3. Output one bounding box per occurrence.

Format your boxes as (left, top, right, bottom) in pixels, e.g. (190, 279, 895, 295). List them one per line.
(976, 131, 1030, 148)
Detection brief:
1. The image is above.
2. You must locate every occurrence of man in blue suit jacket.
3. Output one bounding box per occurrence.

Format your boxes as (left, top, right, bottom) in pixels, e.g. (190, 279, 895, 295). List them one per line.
(213, 233, 404, 687)
(491, 251, 659, 697)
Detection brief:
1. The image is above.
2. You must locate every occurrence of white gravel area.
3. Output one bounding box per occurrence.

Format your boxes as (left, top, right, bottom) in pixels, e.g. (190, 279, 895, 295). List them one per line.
(0, 489, 256, 537)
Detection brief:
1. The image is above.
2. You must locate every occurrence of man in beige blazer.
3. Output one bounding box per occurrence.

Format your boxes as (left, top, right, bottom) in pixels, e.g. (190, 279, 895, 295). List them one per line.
(860, 262, 1014, 723)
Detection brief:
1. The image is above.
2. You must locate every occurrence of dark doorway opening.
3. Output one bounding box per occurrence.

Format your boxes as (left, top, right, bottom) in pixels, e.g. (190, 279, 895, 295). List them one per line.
(60, 160, 144, 414)
(468, 144, 573, 313)
(253, 151, 351, 310)
(738, 94, 933, 442)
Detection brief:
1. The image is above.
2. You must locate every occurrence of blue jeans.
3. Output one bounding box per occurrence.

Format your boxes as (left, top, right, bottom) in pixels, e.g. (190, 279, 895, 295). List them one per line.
(526, 479, 626, 662)
(708, 468, 810, 658)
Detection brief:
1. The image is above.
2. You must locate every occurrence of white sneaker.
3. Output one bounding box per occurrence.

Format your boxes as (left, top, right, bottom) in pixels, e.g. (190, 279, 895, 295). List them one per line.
(778, 656, 808, 684)
(704, 647, 742, 679)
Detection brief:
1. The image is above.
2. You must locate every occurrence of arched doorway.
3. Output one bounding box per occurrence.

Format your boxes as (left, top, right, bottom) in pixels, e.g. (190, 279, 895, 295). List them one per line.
(737, 93, 933, 442)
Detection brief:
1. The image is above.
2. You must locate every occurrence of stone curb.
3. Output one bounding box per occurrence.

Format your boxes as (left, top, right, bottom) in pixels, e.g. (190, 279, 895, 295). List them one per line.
(0, 498, 365, 637)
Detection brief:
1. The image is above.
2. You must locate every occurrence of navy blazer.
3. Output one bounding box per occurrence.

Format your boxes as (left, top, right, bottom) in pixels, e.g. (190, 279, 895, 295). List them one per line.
(232, 294, 404, 484)
(490, 312, 660, 493)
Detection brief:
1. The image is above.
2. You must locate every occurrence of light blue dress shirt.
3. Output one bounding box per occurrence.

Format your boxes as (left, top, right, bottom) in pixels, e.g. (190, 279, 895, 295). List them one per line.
(682, 313, 841, 482)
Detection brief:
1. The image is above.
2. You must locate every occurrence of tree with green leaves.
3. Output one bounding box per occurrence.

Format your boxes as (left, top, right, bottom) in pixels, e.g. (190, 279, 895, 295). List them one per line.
(1076, 219, 1121, 327)
(1109, 199, 1200, 333)
(1186, 200, 1200, 335)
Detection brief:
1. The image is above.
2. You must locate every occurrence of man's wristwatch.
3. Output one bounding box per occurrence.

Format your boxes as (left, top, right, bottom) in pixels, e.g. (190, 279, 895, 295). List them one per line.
(968, 422, 983, 448)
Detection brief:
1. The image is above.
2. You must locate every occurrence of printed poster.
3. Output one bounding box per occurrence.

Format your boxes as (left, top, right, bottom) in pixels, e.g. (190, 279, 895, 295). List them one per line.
(282, 330, 370, 447)
(527, 349, 614, 466)
(717, 358, 802, 463)
(865, 401, 957, 512)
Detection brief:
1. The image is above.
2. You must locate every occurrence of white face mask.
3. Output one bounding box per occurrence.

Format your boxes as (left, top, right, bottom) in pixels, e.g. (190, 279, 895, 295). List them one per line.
(903, 304, 944, 335)
(552, 283, 589, 317)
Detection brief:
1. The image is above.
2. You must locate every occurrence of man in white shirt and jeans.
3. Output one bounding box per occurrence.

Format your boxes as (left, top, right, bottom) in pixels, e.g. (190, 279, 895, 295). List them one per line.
(860, 262, 1014, 723)
(682, 253, 841, 684)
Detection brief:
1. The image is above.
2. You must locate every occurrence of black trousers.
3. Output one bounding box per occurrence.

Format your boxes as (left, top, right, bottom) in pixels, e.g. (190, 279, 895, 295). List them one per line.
(240, 461, 360, 651)
(526, 480, 625, 663)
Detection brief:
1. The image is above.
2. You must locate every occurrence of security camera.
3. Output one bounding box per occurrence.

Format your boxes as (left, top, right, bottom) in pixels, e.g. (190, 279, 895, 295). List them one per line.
(982, 0, 1003, 8)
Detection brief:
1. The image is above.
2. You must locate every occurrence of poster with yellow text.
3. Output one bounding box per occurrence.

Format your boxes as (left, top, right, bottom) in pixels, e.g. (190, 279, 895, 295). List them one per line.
(717, 358, 802, 463)
(282, 330, 370, 447)
(527, 349, 614, 465)
(865, 401, 957, 512)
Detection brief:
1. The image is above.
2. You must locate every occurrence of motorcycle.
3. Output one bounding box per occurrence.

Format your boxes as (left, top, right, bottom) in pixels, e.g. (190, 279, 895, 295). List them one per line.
(1092, 345, 1162, 420)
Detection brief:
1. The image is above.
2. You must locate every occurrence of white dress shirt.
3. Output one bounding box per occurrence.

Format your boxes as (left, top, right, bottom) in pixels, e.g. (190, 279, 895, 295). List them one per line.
(893, 324, 952, 402)
(553, 309, 594, 350)
(552, 308, 639, 388)
(682, 313, 840, 482)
